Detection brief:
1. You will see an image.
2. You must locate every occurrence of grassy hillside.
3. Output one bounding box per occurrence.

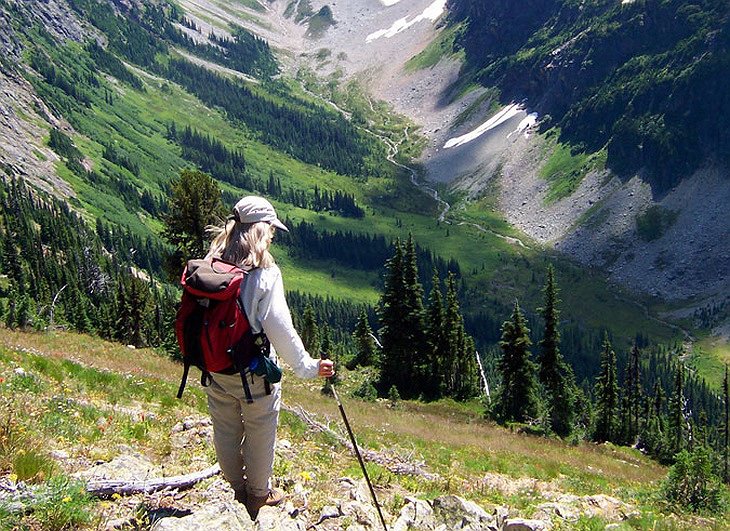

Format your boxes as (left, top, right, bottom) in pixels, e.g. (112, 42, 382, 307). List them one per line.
(2, 328, 720, 530)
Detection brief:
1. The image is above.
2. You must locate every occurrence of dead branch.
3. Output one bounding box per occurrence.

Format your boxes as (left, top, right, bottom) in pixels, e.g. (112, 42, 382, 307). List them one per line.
(86, 464, 220, 497)
(282, 403, 440, 482)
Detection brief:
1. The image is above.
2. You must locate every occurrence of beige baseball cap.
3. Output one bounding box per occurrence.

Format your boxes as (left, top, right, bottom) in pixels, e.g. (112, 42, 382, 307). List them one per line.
(230, 196, 289, 232)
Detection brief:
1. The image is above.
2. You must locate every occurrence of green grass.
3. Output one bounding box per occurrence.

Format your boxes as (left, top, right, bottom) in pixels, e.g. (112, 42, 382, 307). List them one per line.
(688, 336, 730, 389)
(0, 475, 97, 530)
(574, 200, 611, 230)
(404, 22, 466, 72)
(1, 328, 726, 529)
(539, 135, 607, 204)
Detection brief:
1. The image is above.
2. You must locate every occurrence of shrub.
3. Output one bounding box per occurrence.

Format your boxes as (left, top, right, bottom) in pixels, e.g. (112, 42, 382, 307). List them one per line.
(13, 448, 58, 483)
(662, 447, 727, 514)
(27, 476, 95, 531)
(636, 205, 678, 242)
(387, 385, 401, 407)
(352, 381, 377, 402)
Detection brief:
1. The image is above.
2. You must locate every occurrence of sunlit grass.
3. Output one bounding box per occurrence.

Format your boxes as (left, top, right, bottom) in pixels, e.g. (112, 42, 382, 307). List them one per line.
(404, 22, 465, 72)
(539, 134, 607, 204)
(688, 335, 730, 389)
(1, 328, 723, 528)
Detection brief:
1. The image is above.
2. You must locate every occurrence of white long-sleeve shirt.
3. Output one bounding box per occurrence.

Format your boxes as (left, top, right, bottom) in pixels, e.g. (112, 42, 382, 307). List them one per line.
(239, 265, 320, 379)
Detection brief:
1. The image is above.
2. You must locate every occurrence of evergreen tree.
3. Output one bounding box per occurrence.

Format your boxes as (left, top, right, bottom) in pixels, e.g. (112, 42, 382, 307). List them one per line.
(15, 293, 30, 329)
(639, 381, 668, 461)
(442, 272, 461, 397)
(455, 335, 479, 400)
(4, 293, 15, 330)
(1, 214, 26, 295)
(669, 364, 688, 457)
(351, 308, 377, 368)
(444, 272, 478, 400)
(494, 301, 539, 423)
(162, 169, 225, 275)
(68, 285, 94, 334)
(721, 365, 730, 483)
(301, 303, 320, 356)
(537, 265, 576, 437)
(593, 334, 620, 443)
(115, 276, 153, 347)
(662, 447, 725, 514)
(624, 343, 643, 444)
(378, 239, 407, 395)
(424, 270, 446, 399)
(400, 234, 426, 397)
(320, 324, 337, 395)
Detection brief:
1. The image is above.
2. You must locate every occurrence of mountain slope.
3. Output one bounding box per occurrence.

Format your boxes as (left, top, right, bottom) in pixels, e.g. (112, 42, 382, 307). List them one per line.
(1, 328, 698, 530)
(0, 0, 690, 354)
(434, 0, 730, 311)
(448, 0, 730, 192)
(214, 0, 730, 313)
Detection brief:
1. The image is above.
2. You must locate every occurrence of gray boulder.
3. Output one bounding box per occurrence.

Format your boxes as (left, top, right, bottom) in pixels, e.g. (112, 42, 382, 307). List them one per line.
(432, 495, 497, 530)
(75, 451, 160, 483)
(392, 497, 436, 530)
(392, 495, 497, 530)
(151, 502, 253, 531)
(502, 517, 552, 531)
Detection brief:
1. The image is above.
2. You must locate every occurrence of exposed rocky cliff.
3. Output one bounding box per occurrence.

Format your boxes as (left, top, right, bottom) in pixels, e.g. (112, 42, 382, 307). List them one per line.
(226, 1, 730, 310)
(496, 130, 730, 305)
(0, 0, 92, 197)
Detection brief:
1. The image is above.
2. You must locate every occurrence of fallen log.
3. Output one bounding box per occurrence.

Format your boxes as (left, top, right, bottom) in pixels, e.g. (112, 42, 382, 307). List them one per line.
(86, 464, 220, 497)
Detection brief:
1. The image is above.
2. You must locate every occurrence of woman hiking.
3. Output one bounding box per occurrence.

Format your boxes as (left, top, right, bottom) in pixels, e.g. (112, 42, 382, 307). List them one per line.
(203, 195, 335, 519)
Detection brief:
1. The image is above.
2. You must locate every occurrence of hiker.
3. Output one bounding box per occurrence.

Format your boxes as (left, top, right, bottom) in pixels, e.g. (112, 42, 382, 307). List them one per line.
(202, 195, 335, 519)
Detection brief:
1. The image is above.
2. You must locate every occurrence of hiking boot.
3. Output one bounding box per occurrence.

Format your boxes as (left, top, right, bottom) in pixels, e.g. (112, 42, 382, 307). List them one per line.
(245, 488, 285, 520)
(234, 488, 247, 505)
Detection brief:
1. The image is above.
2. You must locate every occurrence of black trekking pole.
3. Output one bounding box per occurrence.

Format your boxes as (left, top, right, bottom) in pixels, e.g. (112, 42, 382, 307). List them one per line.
(325, 367, 388, 531)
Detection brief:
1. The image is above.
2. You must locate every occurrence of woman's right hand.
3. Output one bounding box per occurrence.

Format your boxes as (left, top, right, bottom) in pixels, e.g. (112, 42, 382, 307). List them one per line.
(318, 359, 335, 378)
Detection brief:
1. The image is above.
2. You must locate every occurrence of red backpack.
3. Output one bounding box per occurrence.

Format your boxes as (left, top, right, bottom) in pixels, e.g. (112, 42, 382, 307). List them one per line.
(175, 258, 267, 401)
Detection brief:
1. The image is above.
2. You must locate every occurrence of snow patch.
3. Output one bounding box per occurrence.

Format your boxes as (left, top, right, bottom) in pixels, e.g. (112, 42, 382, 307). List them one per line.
(507, 112, 539, 139)
(366, 0, 447, 42)
(444, 104, 525, 149)
(380, 0, 403, 5)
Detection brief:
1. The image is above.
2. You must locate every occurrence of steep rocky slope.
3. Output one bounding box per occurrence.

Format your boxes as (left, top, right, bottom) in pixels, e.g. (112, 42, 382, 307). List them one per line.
(0, 0, 90, 198)
(497, 131, 730, 306)
(218, 0, 730, 312)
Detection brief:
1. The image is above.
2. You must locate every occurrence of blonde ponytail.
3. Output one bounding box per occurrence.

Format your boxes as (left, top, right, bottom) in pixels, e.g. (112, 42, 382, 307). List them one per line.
(205, 220, 275, 270)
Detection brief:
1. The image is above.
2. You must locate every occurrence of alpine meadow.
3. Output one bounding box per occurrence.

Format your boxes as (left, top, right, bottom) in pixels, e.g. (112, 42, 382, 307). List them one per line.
(0, 0, 729, 529)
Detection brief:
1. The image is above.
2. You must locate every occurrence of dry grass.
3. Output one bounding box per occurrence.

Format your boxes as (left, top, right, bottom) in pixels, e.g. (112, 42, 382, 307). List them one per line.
(0, 327, 685, 528)
(285, 382, 665, 488)
(0, 328, 665, 487)
(0, 329, 182, 380)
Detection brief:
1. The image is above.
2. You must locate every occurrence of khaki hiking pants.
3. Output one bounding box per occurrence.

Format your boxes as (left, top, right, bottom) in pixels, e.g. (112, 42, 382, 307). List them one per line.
(205, 371, 281, 498)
